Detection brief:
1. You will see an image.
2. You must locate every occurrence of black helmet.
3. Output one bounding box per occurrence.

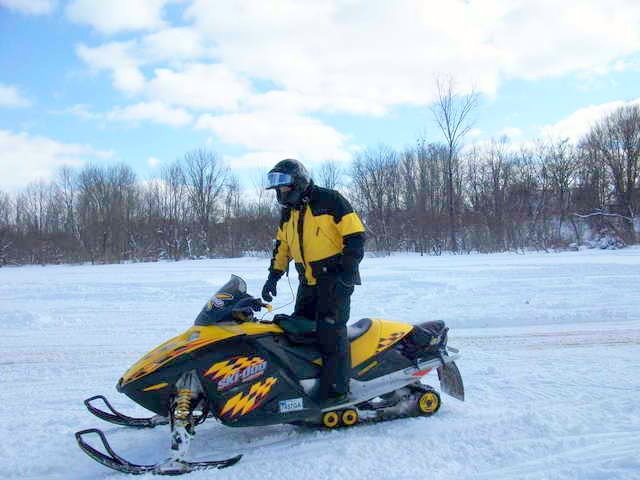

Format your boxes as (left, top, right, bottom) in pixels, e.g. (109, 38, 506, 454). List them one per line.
(266, 159, 312, 207)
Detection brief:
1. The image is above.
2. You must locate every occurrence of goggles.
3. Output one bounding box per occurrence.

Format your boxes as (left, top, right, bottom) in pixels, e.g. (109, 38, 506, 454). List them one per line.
(267, 172, 294, 189)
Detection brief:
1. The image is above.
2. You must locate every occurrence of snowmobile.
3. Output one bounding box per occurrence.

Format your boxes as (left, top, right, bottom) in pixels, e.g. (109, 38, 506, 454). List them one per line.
(76, 275, 464, 475)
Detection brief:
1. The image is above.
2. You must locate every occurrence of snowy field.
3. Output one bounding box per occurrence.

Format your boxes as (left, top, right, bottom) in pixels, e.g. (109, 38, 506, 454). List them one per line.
(1, 248, 640, 480)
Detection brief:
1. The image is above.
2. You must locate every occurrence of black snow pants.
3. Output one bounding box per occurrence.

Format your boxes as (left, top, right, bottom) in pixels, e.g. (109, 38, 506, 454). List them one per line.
(294, 277, 354, 400)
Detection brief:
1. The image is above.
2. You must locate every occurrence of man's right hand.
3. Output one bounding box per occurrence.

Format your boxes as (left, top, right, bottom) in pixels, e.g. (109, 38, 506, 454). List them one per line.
(261, 274, 279, 302)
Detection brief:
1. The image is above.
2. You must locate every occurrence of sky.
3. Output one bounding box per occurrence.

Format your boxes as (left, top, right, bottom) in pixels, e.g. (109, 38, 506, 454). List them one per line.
(1, 0, 640, 191)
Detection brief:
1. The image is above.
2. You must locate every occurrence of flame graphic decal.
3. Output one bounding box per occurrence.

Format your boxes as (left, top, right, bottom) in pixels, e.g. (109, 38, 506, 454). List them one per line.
(376, 332, 406, 353)
(220, 377, 278, 418)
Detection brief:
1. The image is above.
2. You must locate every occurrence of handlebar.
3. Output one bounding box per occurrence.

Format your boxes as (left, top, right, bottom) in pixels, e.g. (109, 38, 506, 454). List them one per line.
(230, 297, 273, 323)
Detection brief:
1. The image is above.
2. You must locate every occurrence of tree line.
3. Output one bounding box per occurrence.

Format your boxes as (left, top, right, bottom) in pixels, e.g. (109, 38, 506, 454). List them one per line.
(1, 102, 638, 266)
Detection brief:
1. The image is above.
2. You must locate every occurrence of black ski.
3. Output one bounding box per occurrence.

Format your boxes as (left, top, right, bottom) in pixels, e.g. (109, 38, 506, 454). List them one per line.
(84, 395, 169, 428)
(75, 428, 242, 475)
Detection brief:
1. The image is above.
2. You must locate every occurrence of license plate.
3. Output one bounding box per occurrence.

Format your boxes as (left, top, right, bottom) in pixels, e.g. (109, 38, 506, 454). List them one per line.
(279, 398, 304, 413)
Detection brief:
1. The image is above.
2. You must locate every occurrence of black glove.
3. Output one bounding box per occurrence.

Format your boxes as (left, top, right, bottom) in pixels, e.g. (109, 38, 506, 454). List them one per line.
(261, 273, 280, 302)
(341, 233, 364, 285)
(232, 297, 264, 322)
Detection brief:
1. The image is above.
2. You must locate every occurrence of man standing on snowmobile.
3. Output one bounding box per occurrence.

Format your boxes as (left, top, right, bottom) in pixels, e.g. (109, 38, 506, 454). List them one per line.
(261, 159, 365, 407)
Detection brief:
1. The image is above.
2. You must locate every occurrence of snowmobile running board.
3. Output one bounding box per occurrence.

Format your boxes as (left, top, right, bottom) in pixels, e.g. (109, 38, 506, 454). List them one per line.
(319, 348, 464, 412)
(84, 395, 169, 428)
(75, 428, 242, 475)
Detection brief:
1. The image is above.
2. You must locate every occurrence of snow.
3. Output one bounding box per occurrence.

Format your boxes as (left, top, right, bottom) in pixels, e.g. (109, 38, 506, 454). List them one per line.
(1, 248, 639, 480)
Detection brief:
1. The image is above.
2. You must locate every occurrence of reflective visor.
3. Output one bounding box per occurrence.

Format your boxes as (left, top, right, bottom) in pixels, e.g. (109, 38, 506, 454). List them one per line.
(266, 172, 294, 189)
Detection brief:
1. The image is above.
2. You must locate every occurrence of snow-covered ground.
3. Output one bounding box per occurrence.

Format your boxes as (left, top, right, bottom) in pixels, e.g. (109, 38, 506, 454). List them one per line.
(1, 248, 639, 480)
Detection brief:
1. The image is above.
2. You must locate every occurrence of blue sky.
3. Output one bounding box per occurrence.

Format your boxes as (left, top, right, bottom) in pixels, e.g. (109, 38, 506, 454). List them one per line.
(1, 0, 640, 191)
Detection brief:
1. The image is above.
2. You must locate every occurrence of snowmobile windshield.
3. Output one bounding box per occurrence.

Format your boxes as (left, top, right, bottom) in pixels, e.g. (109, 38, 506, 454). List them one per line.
(194, 275, 250, 326)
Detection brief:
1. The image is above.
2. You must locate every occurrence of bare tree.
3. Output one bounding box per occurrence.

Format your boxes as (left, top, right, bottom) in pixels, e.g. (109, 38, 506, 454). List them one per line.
(351, 145, 400, 254)
(316, 160, 344, 190)
(0, 189, 13, 266)
(74, 163, 138, 263)
(0, 190, 10, 226)
(431, 75, 479, 252)
(77, 165, 109, 262)
(395, 140, 450, 254)
(583, 104, 640, 240)
(183, 149, 228, 257)
(17, 180, 51, 235)
(160, 161, 187, 223)
(5, 98, 640, 265)
(221, 174, 242, 256)
(537, 138, 578, 243)
(56, 166, 78, 237)
(465, 138, 515, 251)
(574, 142, 608, 214)
(250, 168, 273, 218)
(158, 160, 188, 259)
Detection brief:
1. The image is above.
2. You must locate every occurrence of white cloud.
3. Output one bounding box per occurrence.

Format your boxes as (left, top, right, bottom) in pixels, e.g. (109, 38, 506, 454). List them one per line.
(182, 0, 640, 114)
(541, 98, 640, 141)
(57, 104, 101, 120)
(147, 64, 251, 111)
(56, 102, 192, 128)
(141, 27, 207, 63)
(0, 129, 113, 190)
(76, 41, 145, 94)
(75, 1, 640, 120)
(66, 0, 172, 34)
(611, 58, 640, 72)
(223, 151, 286, 170)
(147, 156, 161, 168)
(106, 102, 193, 127)
(69, 0, 640, 149)
(246, 90, 387, 116)
(0, 83, 31, 107)
(196, 111, 351, 165)
(75, 32, 209, 97)
(491, 1, 640, 80)
(0, 0, 56, 15)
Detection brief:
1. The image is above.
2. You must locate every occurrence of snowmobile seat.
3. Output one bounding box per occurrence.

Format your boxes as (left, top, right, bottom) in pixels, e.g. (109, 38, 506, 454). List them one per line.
(414, 320, 448, 350)
(348, 318, 372, 341)
(419, 320, 446, 336)
(274, 315, 373, 344)
(273, 314, 317, 344)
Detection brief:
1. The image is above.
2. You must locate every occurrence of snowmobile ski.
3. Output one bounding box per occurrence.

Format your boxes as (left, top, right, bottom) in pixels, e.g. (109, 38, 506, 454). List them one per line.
(75, 428, 242, 475)
(84, 395, 168, 428)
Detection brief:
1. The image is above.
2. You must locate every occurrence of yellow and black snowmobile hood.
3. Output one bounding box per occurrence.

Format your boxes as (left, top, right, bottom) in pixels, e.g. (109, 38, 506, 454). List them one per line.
(120, 322, 283, 387)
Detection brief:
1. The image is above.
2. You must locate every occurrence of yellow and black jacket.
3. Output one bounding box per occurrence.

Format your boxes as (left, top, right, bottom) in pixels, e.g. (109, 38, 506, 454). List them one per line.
(269, 184, 365, 286)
